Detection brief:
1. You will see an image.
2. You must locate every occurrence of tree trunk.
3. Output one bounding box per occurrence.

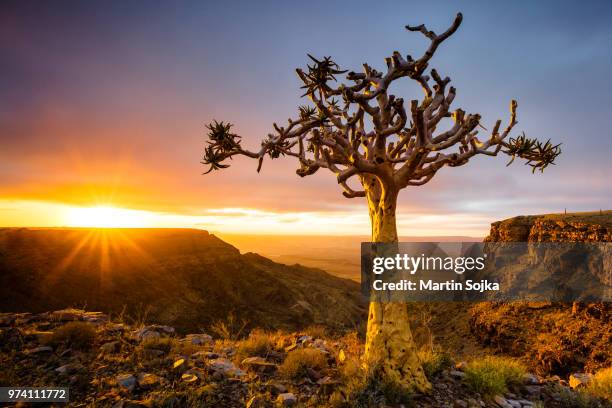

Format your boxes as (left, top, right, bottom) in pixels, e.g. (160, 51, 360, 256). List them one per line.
(362, 178, 431, 394)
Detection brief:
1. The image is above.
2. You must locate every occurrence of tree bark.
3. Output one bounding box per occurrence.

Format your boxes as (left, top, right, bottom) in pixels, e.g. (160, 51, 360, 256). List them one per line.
(362, 176, 431, 394)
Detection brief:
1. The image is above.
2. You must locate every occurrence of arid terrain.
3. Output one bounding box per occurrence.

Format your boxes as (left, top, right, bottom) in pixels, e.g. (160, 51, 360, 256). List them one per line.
(0, 212, 610, 406)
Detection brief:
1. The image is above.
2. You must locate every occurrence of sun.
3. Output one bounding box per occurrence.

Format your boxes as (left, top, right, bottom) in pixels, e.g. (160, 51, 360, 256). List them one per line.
(65, 205, 153, 228)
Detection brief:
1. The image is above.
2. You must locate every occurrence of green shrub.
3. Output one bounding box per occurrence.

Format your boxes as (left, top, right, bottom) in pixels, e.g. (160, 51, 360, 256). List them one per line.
(280, 348, 327, 379)
(336, 355, 413, 407)
(464, 356, 526, 396)
(47, 322, 96, 350)
(555, 385, 601, 408)
(418, 349, 452, 379)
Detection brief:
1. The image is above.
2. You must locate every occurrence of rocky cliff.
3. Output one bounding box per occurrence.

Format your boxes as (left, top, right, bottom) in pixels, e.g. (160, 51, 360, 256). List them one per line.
(470, 211, 611, 376)
(486, 211, 612, 242)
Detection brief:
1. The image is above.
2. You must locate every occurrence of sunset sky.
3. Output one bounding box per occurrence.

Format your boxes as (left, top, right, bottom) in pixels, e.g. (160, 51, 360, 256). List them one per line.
(1, 1, 610, 236)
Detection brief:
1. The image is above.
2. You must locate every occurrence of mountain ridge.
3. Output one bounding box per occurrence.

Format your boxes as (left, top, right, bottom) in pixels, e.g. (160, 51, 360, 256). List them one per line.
(0, 228, 365, 333)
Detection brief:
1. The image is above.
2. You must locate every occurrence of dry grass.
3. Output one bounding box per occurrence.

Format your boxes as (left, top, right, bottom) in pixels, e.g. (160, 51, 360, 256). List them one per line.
(279, 348, 327, 379)
(304, 325, 328, 339)
(46, 322, 96, 350)
(586, 366, 612, 400)
(235, 329, 274, 360)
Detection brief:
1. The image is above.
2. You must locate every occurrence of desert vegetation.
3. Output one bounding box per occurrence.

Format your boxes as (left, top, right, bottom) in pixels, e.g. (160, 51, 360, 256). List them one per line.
(1, 309, 610, 407)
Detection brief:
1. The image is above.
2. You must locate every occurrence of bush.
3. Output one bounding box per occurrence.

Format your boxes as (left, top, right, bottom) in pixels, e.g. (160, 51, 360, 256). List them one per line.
(47, 322, 96, 350)
(336, 356, 413, 407)
(555, 385, 601, 408)
(418, 349, 452, 379)
(280, 348, 327, 379)
(304, 325, 327, 339)
(236, 329, 273, 360)
(464, 356, 526, 396)
(586, 366, 612, 400)
(209, 312, 248, 340)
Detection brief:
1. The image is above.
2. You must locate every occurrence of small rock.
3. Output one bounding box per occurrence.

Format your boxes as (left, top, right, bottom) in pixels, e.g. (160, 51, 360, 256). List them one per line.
(242, 356, 277, 373)
(317, 376, 340, 394)
(297, 335, 312, 343)
(141, 348, 165, 359)
(209, 358, 245, 377)
(505, 399, 521, 408)
(467, 398, 481, 408)
(522, 373, 541, 385)
(524, 385, 541, 397)
(132, 325, 174, 341)
(450, 370, 466, 379)
(494, 395, 513, 408)
(191, 351, 218, 360)
(55, 363, 84, 375)
(517, 400, 533, 407)
(569, 372, 592, 389)
(454, 399, 468, 408)
(24, 346, 53, 354)
(116, 374, 137, 392)
(277, 392, 297, 407)
(137, 373, 161, 389)
(173, 358, 188, 370)
(181, 373, 198, 383)
(182, 333, 212, 345)
(266, 381, 287, 394)
(455, 361, 468, 370)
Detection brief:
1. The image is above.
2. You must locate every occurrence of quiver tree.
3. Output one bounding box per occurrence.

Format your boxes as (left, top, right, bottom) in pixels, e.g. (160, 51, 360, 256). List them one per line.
(202, 13, 560, 394)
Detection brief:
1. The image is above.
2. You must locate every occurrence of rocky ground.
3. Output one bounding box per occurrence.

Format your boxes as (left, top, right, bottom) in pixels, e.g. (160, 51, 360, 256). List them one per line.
(1, 309, 609, 407)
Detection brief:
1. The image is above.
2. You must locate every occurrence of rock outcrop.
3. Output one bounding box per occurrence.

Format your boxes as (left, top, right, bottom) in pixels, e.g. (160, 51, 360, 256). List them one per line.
(486, 211, 612, 242)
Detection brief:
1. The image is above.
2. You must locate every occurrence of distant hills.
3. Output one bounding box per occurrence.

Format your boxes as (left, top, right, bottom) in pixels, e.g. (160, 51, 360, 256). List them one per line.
(0, 228, 366, 333)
